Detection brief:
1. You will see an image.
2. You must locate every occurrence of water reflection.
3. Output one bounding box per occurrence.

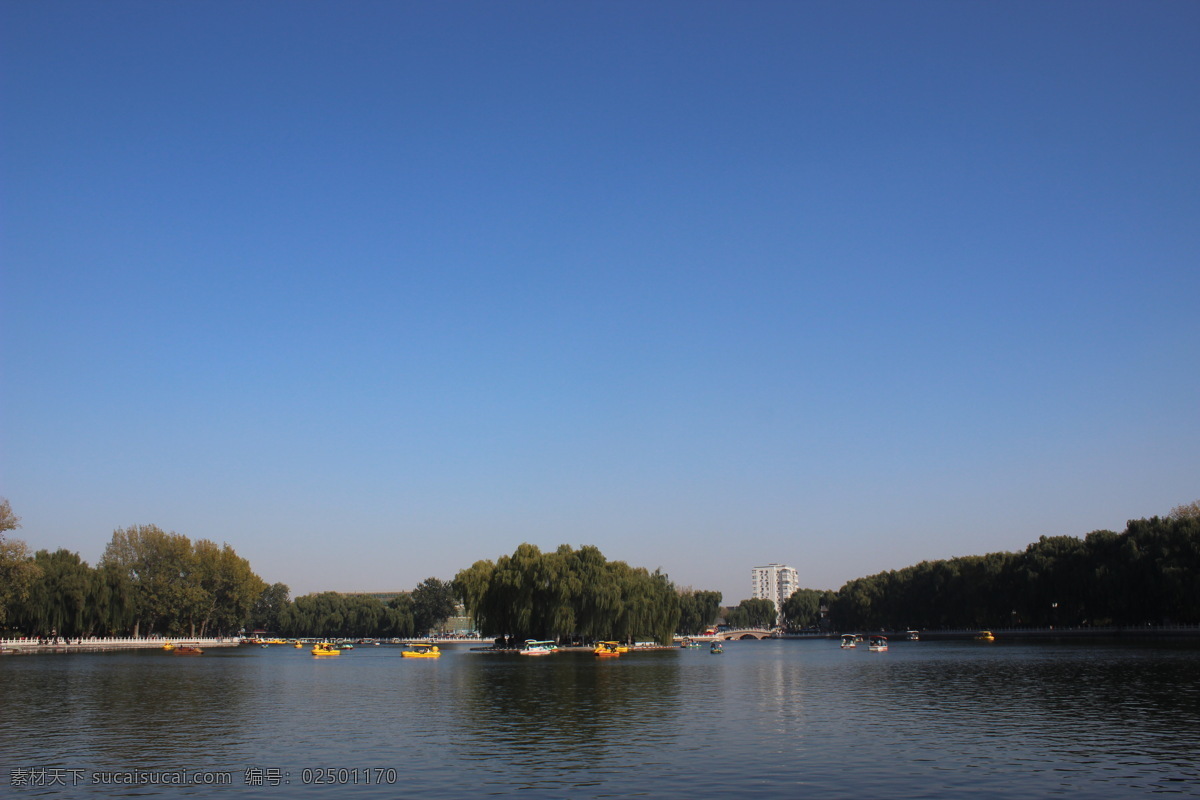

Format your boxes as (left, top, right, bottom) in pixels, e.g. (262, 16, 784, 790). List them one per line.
(799, 640, 1200, 797)
(451, 650, 683, 790)
(0, 649, 251, 774)
(2, 640, 1198, 799)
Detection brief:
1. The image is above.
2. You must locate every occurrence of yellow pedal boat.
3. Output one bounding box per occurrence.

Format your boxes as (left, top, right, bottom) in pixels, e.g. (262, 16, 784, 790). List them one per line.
(311, 643, 341, 656)
(401, 644, 441, 658)
(593, 641, 622, 657)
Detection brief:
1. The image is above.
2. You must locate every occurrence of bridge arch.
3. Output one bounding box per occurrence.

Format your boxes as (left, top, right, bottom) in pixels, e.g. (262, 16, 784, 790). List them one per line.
(720, 629, 773, 640)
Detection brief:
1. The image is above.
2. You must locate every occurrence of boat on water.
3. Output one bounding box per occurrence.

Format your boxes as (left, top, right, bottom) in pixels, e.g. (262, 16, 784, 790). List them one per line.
(868, 635, 888, 652)
(293, 642, 303, 648)
(401, 644, 441, 658)
(519, 640, 557, 656)
(593, 641, 622, 657)
(679, 638, 702, 648)
(840, 634, 857, 649)
(173, 643, 203, 656)
(906, 630, 920, 641)
(709, 642, 724, 654)
(162, 642, 175, 651)
(338, 643, 354, 650)
(975, 630, 995, 642)
(311, 643, 340, 656)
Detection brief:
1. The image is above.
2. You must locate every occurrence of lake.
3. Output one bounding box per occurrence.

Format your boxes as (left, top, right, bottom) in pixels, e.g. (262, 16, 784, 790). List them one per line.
(2, 638, 1198, 798)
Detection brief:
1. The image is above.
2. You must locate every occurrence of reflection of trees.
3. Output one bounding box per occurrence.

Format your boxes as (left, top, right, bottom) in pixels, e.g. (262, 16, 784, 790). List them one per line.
(450, 651, 683, 783)
(853, 644, 1200, 752)
(1, 651, 250, 772)
(1009, 648, 1200, 738)
(92, 657, 251, 765)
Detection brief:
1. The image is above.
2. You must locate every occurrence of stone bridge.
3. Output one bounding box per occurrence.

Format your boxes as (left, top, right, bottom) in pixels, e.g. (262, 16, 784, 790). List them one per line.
(719, 628, 775, 640)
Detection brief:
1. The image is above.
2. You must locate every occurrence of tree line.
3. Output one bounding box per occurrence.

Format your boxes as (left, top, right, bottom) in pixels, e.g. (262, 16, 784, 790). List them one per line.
(4, 497, 1197, 639)
(271, 578, 458, 639)
(0, 499, 468, 640)
(0, 517, 266, 638)
(828, 509, 1200, 631)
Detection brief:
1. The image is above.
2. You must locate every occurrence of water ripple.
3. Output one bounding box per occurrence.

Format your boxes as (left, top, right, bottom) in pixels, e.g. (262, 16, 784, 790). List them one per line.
(3, 641, 1199, 798)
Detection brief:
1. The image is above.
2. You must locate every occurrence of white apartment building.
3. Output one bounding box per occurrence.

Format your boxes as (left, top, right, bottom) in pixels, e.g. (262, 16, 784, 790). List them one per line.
(750, 563, 799, 625)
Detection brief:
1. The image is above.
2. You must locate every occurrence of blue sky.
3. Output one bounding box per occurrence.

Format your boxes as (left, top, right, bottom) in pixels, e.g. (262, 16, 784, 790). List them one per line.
(2, 2, 1197, 604)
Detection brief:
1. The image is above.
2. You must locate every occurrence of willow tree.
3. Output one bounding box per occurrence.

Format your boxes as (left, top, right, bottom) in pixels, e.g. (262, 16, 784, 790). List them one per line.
(453, 559, 498, 636)
(453, 543, 682, 644)
(570, 545, 624, 640)
(386, 593, 416, 638)
(726, 598, 776, 630)
(678, 589, 723, 635)
(14, 549, 93, 637)
(250, 583, 292, 633)
(89, 561, 135, 635)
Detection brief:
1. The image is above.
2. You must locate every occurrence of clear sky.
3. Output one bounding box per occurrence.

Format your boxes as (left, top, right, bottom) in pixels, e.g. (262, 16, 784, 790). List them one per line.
(2, 1, 1197, 604)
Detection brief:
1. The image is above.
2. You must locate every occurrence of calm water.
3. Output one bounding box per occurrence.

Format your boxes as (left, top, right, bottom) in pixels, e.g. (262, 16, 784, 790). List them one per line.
(2, 639, 1198, 798)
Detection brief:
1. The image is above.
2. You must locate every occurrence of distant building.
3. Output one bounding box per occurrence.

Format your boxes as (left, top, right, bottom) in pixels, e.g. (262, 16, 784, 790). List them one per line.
(750, 564, 798, 626)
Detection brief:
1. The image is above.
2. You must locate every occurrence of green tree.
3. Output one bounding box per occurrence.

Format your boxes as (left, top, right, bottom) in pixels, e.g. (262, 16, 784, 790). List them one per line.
(100, 525, 198, 636)
(282, 592, 347, 638)
(781, 588, 824, 630)
(385, 593, 415, 638)
(726, 598, 776, 629)
(251, 583, 292, 633)
(823, 512, 1200, 631)
(678, 589, 723, 635)
(14, 549, 93, 637)
(189, 540, 265, 636)
(452, 543, 682, 644)
(0, 498, 20, 537)
(411, 577, 457, 635)
(277, 591, 401, 639)
(89, 562, 134, 635)
(453, 559, 497, 636)
(341, 594, 385, 637)
(0, 499, 39, 629)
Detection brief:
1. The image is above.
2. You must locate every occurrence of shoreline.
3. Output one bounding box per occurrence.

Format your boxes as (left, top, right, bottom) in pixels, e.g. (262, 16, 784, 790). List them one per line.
(1, 637, 241, 654)
(777, 625, 1200, 641)
(6, 625, 1198, 655)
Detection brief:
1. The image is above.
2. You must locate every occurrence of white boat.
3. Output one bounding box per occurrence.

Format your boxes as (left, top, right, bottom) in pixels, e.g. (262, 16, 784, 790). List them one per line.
(840, 634, 857, 649)
(868, 636, 888, 652)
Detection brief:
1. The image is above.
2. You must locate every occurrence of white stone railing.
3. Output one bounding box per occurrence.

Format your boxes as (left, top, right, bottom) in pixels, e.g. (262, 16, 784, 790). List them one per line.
(2, 636, 240, 649)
